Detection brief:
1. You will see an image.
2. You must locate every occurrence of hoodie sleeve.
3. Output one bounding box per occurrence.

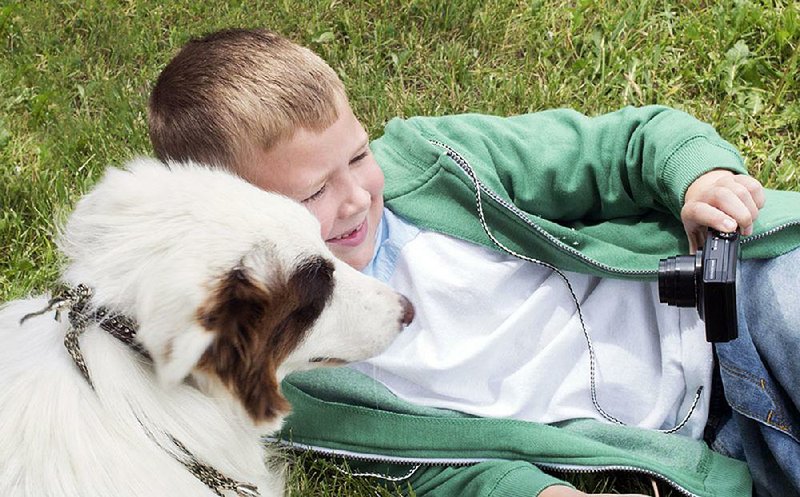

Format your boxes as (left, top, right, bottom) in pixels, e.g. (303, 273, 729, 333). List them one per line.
(399, 105, 748, 222)
(353, 460, 572, 497)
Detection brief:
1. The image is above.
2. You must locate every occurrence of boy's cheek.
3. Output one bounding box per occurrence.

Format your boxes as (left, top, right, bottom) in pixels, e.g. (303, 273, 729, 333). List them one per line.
(369, 161, 385, 195)
(299, 201, 335, 240)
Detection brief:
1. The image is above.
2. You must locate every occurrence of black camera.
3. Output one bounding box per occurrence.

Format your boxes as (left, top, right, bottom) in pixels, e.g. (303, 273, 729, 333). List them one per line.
(658, 229, 740, 343)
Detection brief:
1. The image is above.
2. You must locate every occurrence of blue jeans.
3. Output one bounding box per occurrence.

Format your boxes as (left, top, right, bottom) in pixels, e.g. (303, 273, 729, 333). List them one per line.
(710, 247, 800, 497)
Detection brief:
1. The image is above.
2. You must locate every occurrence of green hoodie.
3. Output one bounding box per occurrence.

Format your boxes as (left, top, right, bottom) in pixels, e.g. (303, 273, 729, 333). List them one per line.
(278, 106, 800, 496)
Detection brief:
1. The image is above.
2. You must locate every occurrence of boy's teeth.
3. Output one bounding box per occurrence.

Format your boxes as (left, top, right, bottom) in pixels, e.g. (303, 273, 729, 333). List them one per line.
(334, 228, 356, 240)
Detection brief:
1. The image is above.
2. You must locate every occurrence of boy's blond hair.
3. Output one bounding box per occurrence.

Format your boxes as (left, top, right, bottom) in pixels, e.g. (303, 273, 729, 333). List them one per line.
(148, 28, 346, 171)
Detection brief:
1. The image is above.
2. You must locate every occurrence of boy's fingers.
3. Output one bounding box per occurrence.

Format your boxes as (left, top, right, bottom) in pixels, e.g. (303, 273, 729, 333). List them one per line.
(737, 175, 766, 208)
(681, 203, 727, 253)
(685, 171, 765, 222)
(682, 199, 739, 233)
(684, 223, 705, 253)
(723, 175, 764, 215)
(716, 182, 759, 226)
(707, 186, 758, 231)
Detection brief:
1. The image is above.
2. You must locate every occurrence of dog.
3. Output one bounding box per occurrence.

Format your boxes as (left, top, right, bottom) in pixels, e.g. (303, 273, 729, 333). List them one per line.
(0, 158, 413, 497)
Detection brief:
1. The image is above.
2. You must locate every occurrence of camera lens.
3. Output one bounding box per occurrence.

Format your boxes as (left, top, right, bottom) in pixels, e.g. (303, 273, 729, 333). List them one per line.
(657, 254, 701, 307)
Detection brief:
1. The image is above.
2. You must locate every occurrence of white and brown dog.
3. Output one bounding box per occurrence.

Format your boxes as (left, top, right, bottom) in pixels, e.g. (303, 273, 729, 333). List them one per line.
(0, 158, 413, 497)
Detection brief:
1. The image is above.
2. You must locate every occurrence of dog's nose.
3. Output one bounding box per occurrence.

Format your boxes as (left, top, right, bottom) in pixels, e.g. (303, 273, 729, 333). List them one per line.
(399, 295, 415, 327)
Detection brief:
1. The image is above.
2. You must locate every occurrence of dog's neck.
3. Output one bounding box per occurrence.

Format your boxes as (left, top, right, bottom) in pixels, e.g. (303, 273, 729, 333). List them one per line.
(22, 285, 269, 497)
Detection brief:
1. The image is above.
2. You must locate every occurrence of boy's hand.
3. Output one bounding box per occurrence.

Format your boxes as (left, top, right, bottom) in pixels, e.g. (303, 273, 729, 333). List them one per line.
(539, 485, 648, 497)
(681, 169, 765, 253)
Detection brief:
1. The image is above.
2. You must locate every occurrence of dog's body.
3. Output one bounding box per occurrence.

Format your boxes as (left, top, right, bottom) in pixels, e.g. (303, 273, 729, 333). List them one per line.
(0, 159, 411, 496)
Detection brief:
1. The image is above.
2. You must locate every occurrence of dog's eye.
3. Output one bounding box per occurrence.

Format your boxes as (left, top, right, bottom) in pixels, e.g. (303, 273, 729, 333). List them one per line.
(287, 256, 335, 323)
(289, 303, 325, 329)
(292, 257, 334, 295)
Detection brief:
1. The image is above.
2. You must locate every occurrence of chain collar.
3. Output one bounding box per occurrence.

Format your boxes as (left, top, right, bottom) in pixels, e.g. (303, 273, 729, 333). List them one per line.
(168, 436, 260, 497)
(20, 284, 261, 497)
(21, 284, 99, 386)
(20, 284, 148, 387)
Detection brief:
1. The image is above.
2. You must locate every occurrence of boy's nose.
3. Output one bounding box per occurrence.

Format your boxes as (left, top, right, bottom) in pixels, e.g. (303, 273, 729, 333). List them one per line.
(340, 182, 371, 218)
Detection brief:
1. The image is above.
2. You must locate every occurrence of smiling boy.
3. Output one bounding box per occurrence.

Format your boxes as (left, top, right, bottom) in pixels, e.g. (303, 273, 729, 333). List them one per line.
(243, 101, 384, 270)
(149, 31, 383, 271)
(149, 28, 800, 497)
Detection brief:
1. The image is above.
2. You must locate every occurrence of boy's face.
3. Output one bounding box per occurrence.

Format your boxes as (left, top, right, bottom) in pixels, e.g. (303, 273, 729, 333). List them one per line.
(244, 101, 384, 270)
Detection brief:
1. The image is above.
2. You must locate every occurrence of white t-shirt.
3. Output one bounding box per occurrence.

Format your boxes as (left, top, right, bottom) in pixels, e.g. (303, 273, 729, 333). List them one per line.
(354, 209, 714, 439)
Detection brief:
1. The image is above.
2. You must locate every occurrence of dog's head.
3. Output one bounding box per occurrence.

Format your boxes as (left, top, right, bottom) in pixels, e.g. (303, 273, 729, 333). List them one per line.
(58, 158, 411, 426)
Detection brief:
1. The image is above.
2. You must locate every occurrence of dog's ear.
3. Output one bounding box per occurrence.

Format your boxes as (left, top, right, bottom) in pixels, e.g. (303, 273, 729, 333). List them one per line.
(194, 254, 334, 424)
(151, 324, 217, 387)
(194, 263, 293, 423)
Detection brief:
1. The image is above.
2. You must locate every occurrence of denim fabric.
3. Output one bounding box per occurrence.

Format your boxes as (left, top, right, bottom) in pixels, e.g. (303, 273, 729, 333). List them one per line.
(713, 247, 800, 497)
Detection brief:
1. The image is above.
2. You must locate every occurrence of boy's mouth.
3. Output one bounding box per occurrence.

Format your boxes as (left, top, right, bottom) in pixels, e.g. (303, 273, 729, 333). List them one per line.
(327, 220, 367, 247)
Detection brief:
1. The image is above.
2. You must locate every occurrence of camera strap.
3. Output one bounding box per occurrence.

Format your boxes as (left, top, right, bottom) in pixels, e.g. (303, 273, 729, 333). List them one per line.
(430, 139, 703, 434)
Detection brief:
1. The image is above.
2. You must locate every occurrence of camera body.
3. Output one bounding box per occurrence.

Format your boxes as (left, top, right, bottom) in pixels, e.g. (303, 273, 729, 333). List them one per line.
(658, 229, 740, 342)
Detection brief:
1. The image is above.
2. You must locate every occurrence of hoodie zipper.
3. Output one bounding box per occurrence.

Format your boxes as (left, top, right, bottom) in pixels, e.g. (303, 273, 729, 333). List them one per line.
(741, 221, 800, 244)
(429, 139, 656, 278)
(429, 139, 799, 272)
(268, 438, 701, 497)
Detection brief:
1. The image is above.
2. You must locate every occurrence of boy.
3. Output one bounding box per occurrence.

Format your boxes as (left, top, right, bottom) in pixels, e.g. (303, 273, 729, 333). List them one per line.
(148, 28, 800, 497)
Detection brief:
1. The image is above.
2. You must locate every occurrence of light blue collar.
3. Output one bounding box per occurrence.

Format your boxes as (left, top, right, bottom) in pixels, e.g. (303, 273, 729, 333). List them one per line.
(363, 208, 420, 283)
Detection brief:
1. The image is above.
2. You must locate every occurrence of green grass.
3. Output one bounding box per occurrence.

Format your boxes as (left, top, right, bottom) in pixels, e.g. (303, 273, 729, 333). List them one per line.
(1, 0, 798, 495)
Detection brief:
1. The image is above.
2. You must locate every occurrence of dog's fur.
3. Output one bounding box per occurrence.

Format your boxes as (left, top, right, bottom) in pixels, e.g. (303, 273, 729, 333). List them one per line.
(0, 159, 411, 496)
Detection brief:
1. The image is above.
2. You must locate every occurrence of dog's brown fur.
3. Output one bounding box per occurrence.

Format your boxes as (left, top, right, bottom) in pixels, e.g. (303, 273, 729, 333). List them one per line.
(197, 256, 335, 422)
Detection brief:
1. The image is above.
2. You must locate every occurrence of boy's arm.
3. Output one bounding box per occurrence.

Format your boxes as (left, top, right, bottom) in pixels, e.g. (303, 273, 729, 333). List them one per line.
(403, 106, 750, 225)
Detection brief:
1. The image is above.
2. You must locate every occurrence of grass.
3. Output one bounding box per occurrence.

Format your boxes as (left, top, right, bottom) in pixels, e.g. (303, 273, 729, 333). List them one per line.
(1, 0, 798, 495)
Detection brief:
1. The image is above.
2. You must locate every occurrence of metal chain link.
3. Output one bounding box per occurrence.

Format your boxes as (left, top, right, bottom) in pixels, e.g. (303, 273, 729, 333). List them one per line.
(169, 436, 260, 497)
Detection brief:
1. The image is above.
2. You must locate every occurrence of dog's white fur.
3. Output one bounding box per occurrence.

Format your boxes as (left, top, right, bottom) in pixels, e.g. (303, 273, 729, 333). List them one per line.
(0, 159, 409, 496)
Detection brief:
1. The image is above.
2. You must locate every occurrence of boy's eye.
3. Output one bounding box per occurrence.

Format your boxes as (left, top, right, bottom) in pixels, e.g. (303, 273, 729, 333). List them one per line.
(350, 150, 368, 164)
(301, 184, 326, 203)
